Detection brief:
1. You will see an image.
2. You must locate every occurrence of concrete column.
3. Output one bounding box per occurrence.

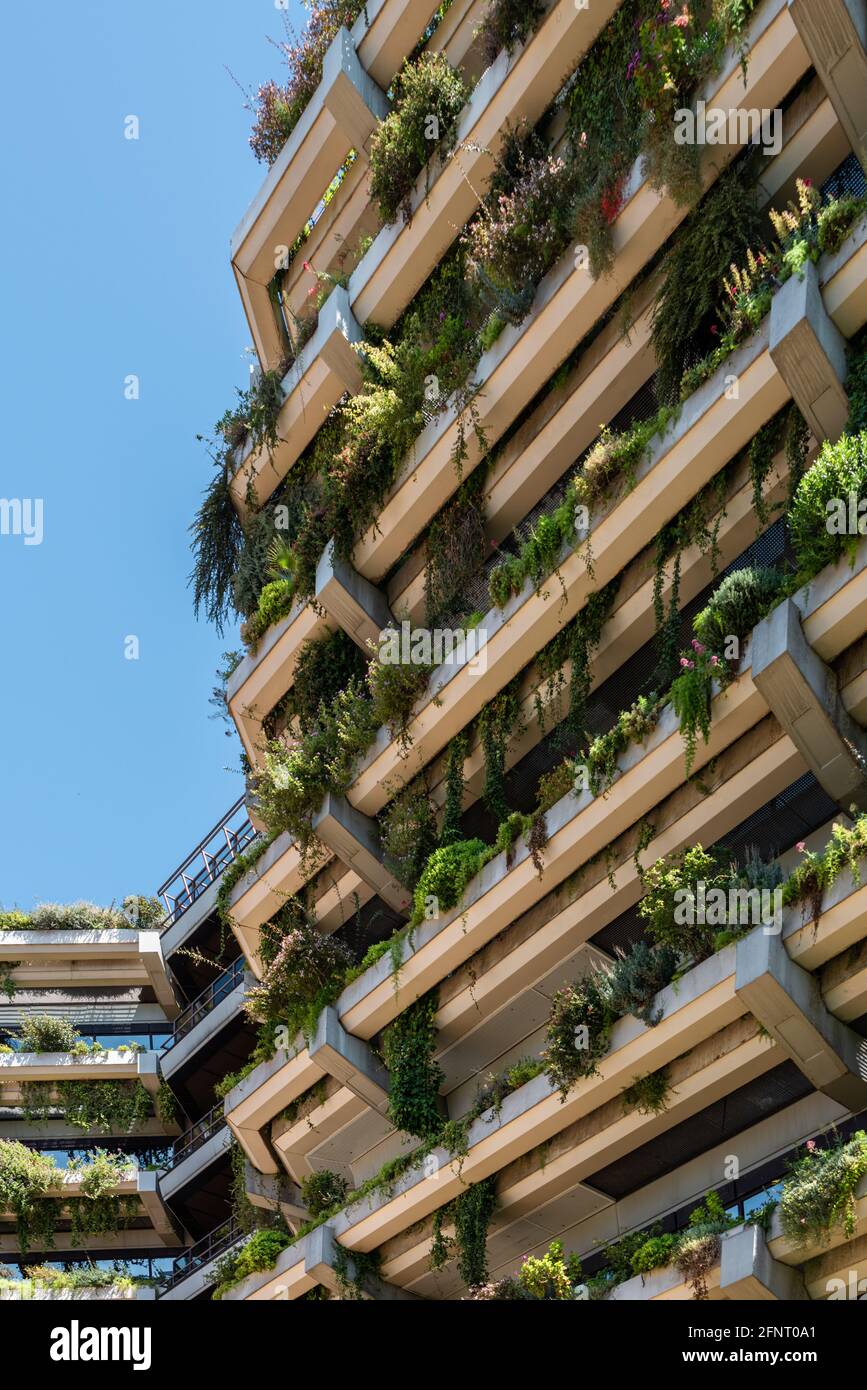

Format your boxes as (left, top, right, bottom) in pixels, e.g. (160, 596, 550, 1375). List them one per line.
(752, 598, 867, 811)
(308, 1005, 390, 1115)
(788, 0, 867, 170)
(312, 793, 412, 914)
(305, 1222, 420, 1299)
(735, 925, 867, 1111)
(244, 1161, 309, 1226)
(769, 258, 849, 442)
(315, 539, 395, 654)
(720, 1224, 809, 1300)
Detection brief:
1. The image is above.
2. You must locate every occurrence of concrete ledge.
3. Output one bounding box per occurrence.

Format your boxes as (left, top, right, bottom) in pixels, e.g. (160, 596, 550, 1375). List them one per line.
(244, 1160, 308, 1227)
(313, 794, 411, 914)
(232, 27, 388, 369)
(160, 973, 250, 1081)
(315, 539, 394, 653)
(788, 0, 867, 170)
(159, 1122, 233, 1203)
(752, 597, 867, 810)
(305, 1222, 420, 1300)
(308, 1005, 390, 1114)
(230, 287, 365, 513)
(769, 257, 849, 441)
(735, 925, 867, 1109)
(720, 1223, 810, 1299)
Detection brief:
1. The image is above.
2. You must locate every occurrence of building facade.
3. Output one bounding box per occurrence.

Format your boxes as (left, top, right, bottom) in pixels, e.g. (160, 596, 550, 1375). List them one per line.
(5, 0, 867, 1304)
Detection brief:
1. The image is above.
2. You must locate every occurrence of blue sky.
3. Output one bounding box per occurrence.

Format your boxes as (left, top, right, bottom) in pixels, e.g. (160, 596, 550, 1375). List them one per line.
(0, 0, 305, 910)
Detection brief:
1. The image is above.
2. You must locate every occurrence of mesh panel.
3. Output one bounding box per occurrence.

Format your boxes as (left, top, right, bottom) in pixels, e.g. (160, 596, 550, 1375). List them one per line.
(461, 518, 791, 843)
(821, 152, 866, 202)
(591, 772, 837, 957)
(585, 1062, 812, 1201)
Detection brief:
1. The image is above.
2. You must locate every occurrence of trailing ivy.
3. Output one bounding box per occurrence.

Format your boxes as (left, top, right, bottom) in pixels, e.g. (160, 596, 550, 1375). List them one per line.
(381, 992, 444, 1139)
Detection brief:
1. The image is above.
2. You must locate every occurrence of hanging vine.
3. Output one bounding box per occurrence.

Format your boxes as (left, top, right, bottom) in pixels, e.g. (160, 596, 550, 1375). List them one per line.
(381, 992, 444, 1140)
(477, 681, 523, 823)
(439, 732, 469, 848)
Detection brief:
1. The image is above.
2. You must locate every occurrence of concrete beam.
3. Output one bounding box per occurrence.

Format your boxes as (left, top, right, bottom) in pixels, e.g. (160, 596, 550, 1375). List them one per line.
(735, 925, 867, 1110)
(752, 598, 867, 811)
(308, 1005, 390, 1115)
(312, 793, 411, 915)
(244, 1160, 309, 1227)
(305, 1223, 420, 1300)
(788, 0, 867, 170)
(315, 539, 394, 654)
(769, 257, 849, 441)
(720, 1223, 809, 1300)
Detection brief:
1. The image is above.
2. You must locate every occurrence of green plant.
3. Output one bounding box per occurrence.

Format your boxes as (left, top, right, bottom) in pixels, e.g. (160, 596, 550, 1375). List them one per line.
(669, 643, 719, 776)
(300, 1169, 349, 1217)
(439, 732, 468, 848)
(0, 1141, 59, 1255)
(692, 566, 783, 653)
(544, 970, 615, 1097)
(244, 919, 354, 1044)
(452, 1178, 497, 1287)
(622, 1067, 671, 1116)
(67, 1151, 138, 1244)
(778, 1131, 867, 1246)
(369, 53, 468, 225)
(630, 1232, 677, 1276)
(381, 993, 444, 1140)
(380, 776, 438, 890)
(478, 683, 522, 823)
(605, 940, 678, 1027)
(476, 0, 546, 63)
(651, 168, 764, 403)
(18, 1014, 80, 1053)
(245, 3, 367, 163)
(213, 1227, 293, 1299)
(156, 1083, 178, 1128)
(789, 430, 867, 579)
(410, 839, 490, 927)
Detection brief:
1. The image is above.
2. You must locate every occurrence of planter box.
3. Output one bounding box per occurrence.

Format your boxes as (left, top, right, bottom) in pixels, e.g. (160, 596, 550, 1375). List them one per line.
(0, 929, 178, 1017)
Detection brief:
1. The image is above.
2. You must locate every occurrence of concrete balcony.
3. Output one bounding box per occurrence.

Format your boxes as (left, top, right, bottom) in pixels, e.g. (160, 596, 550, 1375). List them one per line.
(222, 1219, 420, 1300)
(347, 0, 621, 331)
(0, 1169, 183, 1256)
(610, 1223, 810, 1301)
(159, 1104, 232, 1203)
(0, 928, 178, 1017)
(229, 287, 364, 514)
(225, 534, 867, 1175)
(158, 1217, 244, 1300)
(230, 22, 390, 371)
(226, 76, 844, 762)
(348, 0, 811, 585)
(159, 959, 250, 1082)
(0, 1048, 161, 1108)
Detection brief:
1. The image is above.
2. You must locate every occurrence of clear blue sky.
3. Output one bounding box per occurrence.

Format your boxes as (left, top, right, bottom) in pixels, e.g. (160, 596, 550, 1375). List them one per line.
(0, 0, 305, 910)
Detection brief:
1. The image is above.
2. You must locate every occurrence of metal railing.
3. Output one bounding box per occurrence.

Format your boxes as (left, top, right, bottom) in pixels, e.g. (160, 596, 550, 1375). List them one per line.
(166, 1102, 227, 1172)
(159, 1215, 243, 1296)
(163, 958, 246, 1051)
(157, 797, 257, 931)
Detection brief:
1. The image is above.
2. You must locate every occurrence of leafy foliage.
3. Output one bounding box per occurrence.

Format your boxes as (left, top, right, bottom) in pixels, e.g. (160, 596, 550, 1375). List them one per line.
(369, 53, 469, 225)
(300, 1169, 349, 1217)
(381, 993, 444, 1139)
(778, 1131, 867, 1246)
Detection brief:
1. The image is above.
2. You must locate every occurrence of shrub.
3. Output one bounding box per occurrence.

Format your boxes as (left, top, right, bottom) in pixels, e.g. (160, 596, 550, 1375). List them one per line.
(380, 778, 438, 890)
(638, 844, 727, 962)
(778, 1131, 867, 1246)
(789, 431, 867, 578)
(604, 941, 678, 1027)
(244, 921, 354, 1042)
(410, 840, 489, 926)
(544, 970, 615, 1097)
(300, 1169, 349, 1217)
(631, 1232, 677, 1276)
(369, 54, 468, 224)
(213, 1228, 293, 1298)
(692, 566, 783, 653)
(381, 994, 444, 1139)
(247, 3, 366, 164)
(476, 0, 546, 64)
(0, 1142, 59, 1254)
(18, 1015, 80, 1053)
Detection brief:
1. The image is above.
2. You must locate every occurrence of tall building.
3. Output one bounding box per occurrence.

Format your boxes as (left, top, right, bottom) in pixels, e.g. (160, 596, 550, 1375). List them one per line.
(6, 0, 867, 1307)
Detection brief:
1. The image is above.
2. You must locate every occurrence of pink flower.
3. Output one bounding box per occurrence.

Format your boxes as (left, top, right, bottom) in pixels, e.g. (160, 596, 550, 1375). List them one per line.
(710, 654, 719, 667)
(806, 1138, 816, 1151)
(804, 178, 813, 187)
(302, 260, 313, 273)
(709, 324, 719, 336)
(796, 841, 806, 853)
(691, 639, 706, 654)
(680, 657, 694, 669)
